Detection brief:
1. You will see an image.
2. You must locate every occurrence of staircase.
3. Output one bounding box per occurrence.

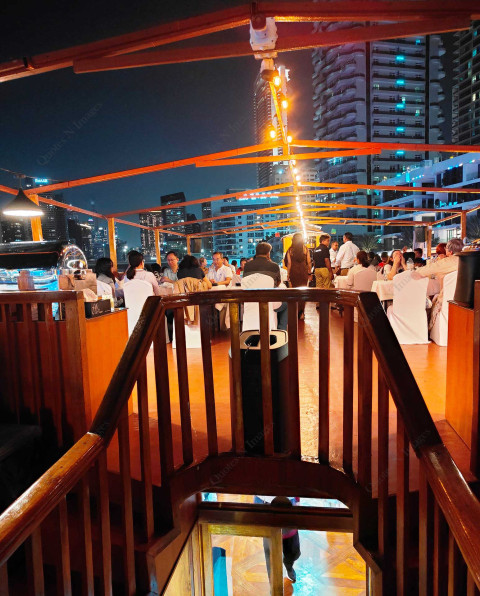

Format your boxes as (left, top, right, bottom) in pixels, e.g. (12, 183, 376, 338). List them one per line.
(0, 288, 479, 595)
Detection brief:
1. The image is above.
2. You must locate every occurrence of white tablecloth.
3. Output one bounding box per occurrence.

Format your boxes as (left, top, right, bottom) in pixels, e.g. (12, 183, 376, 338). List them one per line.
(334, 276, 350, 290)
(372, 277, 441, 302)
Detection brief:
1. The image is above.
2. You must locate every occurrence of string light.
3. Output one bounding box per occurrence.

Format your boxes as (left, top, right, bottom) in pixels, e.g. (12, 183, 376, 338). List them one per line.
(269, 128, 277, 140)
(287, 135, 293, 143)
(281, 97, 289, 110)
(273, 74, 282, 87)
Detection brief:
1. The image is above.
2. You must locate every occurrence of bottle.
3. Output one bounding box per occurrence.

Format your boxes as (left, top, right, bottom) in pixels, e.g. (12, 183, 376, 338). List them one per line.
(406, 258, 414, 271)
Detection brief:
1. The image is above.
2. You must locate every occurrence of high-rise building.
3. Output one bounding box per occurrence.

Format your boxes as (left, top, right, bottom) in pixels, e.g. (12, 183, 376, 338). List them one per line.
(312, 27, 446, 239)
(452, 21, 480, 145)
(24, 177, 67, 241)
(139, 212, 163, 259)
(161, 192, 186, 256)
(67, 215, 92, 258)
(0, 216, 32, 243)
(201, 202, 213, 254)
(253, 64, 289, 188)
(212, 190, 285, 260)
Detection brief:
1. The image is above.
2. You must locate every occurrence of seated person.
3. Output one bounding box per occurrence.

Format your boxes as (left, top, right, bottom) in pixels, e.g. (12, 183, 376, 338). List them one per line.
(243, 242, 281, 285)
(414, 247, 424, 260)
(384, 250, 406, 280)
(434, 243, 447, 260)
(411, 238, 462, 286)
(149, 263, 163, 282)
(198, 256, 209, 276)
(177, 254, 212, 288)
(346, 250, 372, 287)
(94, 257, 124, 306)
(237, 258, 247, 275)
(207, 252, 232, 286)
(378, 251, 389, 269)
(160, 251, 179, 285)
(244, 242, 286, 330)
(414, 257, 426, 268)
(124, 250, 168, 296)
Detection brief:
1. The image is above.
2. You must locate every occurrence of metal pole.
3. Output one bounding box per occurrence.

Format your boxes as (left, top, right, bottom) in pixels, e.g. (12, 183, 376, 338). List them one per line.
(154, 229, 162, 264)
(108, 218, 117, 269)
(29, 194, 44, 241)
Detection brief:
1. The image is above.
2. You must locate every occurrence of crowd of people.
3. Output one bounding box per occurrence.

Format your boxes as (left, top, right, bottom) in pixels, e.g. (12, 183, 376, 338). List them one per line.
(94, 232, 463, 332)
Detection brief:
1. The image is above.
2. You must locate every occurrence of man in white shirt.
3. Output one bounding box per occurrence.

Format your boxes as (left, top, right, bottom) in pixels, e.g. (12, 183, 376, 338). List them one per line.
(335, 232, 360, 275)
(329, 240, 339, 269)
(208, 252, 232, 286)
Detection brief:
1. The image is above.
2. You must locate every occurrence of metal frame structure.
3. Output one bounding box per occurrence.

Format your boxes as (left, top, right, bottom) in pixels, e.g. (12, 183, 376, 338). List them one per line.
(1, 2, 480, 264)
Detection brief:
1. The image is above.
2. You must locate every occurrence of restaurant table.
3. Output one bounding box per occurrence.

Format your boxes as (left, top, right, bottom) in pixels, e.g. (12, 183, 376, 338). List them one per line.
(372, 277, 441, 304)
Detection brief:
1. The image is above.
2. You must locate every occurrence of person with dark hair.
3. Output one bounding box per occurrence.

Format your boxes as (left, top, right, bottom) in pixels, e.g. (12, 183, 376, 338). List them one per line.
(335, 232, 359, 275)
(149, 263, 162, 281)
(161, 251, 179, 285)
(95, 257, 124, 306)
(368, 251, 381, 268)
(284, 233, 312, 320)
(237, 257, 247, 275)
(124, 250, 166, 296)
(346, 250, 370, 287)
(198, 256, 209, 275)
(243, 242, 281, 285)
(177, 254, 212, 287)
(414, 257, 426, 268)
(378, 251, 389, 270)
(414, 248, 424, 260)
(384, 249, 406, 280)
(313, 234, 333, 289)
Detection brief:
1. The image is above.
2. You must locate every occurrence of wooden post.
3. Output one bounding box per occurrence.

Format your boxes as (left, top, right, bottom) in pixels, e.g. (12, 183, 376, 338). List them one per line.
(154, 229, 162, 264)
(471, 281, 480, 477)
(186, 235, 191, 255)
(107, 218, 117, 269)
(460, 210, 467, 242)
(29, 194, 43, 241)
(426, 227, 432, 258)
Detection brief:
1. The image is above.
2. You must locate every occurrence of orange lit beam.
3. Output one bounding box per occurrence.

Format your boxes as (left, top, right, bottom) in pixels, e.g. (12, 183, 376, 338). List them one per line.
(196, 149, 380, 167)
(293, 139, 480, 154)
(21, 142, 280, 195)
(74, 17, 470, 73)
(303, 181, 480, 198)
(113, 218, 185, 236)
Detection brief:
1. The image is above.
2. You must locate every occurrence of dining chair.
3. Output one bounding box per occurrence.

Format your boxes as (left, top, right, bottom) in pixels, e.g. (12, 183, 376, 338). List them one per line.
(387, 270, 429, 344)
(430, 270, 458, 347)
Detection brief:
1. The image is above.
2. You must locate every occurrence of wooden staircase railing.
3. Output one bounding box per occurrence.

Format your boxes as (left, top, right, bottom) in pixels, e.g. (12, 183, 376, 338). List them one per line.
(0, 289, 479, 595)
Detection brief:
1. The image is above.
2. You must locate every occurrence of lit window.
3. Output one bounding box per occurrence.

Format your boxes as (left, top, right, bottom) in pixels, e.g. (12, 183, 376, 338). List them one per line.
(395, 55, 405, 62)
(396, 79, 405, 85)
(396, 103, 405, 109)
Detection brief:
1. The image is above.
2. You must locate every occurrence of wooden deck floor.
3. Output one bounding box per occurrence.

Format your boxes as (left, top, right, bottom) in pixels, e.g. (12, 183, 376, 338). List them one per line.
(108, 302, 474, 491)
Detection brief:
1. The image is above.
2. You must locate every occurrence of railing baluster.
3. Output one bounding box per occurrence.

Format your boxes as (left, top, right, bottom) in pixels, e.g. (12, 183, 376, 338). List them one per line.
(343, 304, 354, 474)
(228, 303, 244, 453)
(467, 572, 480, 595)
(318, 302, 330, 463)
(0, 562, 8, 596)
(259, 302, 274, 456)
(287, 302, 301, 458)
(137, 361, 154, 541)
(377, 371, 391, 588)
(97, 451, 112, 596)
(154, 313, 174, 484)
(79, 477, 94, 596)
(118, 405, 136, 595)
(174, 308, 193, 466)
(28, 527, 44, 595)
(18, 303, 40, 424)
(419, 468, 434, 596)
(396, 414, 409, 596)
(448, 532, 467, 595)
(357, 324, 372, 488)
(56, 497, 72, 596)
(200, 304, 218, 457)
(0, 305, 18, 423)
(434, 501, 449, 596)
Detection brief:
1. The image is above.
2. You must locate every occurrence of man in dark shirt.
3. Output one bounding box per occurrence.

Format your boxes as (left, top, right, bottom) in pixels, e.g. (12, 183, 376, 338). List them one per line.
(313, 234, 333, 289)
(243, 242, 281, 285)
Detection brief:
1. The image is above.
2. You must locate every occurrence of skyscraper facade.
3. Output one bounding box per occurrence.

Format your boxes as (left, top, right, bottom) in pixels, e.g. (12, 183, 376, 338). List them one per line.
(201, 202, 213, 254)
(139, 212, 163, 259)
(160, 192, 186, 256)
(253, 64, 289, 188)
(452, 21, 480, 145)
(312, 26, 446, 239)
(24, 177, 67, 241)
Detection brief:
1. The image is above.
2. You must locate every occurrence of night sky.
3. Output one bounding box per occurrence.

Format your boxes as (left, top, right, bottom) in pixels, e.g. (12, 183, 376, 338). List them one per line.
(0, 1, 314, 247)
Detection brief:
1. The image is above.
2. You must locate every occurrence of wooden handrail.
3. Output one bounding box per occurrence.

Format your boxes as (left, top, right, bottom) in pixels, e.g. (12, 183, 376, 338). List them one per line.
(1, 287, 480, 590)
(0, 290, 82, 303)
(0, 433, 104, 567)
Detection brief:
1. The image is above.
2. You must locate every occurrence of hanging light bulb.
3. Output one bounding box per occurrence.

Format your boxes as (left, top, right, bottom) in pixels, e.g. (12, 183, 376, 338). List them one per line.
(269, 128, 277, 139)
(287, 135, 293, 143)
(273, 74, 282, 87)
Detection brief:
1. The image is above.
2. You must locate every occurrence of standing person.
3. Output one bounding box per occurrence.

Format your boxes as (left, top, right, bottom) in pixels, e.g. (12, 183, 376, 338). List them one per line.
(124, 250, 167, 296)
(160, 251, 179, 285)
(208, 252, 232, 286)
(335, 232, 359, 276)
(284, 232, 312, 320)
(313, 234, 333, 290)
(329, 240, 339, 270)
(255, 495, 301, 584)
